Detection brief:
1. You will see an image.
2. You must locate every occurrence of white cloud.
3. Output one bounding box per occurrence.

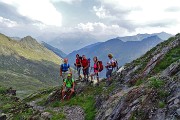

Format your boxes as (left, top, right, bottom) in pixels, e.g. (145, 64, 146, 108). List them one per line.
(0, 16, 18, 27)
(51, 0, 82, 4)
(77, 22, 129, 39)
(93, 6, 112, 19)
(0, 0, 62, 26)
(98, 0, 180, 35)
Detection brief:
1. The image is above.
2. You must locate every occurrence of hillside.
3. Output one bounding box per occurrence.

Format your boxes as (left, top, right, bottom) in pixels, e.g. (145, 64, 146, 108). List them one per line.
(41, 41, 67, 58)
(0, 33, 179, 120)
(0, 33, 63, 98)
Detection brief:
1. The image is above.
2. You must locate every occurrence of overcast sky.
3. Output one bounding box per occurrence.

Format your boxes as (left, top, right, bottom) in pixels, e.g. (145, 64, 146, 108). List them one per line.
(0, 0, 180, 41)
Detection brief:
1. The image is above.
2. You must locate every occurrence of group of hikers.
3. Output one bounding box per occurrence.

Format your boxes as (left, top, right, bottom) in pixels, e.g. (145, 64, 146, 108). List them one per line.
(60, 53, 118, 100)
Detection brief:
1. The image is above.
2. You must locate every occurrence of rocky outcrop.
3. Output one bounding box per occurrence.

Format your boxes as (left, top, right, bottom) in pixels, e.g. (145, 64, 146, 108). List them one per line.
(95, 34, 180, 120)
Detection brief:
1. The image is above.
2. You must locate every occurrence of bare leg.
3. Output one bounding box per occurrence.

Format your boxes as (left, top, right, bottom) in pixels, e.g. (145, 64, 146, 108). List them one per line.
(61, 91, 65, 101)
(68, 91, 74, 100)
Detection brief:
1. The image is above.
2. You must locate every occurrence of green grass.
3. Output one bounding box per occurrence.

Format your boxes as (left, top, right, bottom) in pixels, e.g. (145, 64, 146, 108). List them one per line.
(148, 77, 164, 89)
(135, 79, 144, 86)
(153, 46, 180, 73)
(158, 101, 166, 108)
(47, 83, 110, 120)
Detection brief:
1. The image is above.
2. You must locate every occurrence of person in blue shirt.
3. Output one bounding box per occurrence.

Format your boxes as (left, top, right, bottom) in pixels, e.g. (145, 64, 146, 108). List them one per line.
(60, 58, 72, 81)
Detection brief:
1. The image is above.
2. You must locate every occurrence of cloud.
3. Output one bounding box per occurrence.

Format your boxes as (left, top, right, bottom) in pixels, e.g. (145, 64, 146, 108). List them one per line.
(0, 16, 18, 27)
(51, 0, 82, 4)
(93, 6, 112, 19)
(96, 0, 180, 34)
(0, 0, 62, 26)
(77, 22, 129, 39)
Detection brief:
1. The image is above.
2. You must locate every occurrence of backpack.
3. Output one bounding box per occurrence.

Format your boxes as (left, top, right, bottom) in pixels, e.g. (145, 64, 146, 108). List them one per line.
(61, 63, 70, 72)
(97, 61, 103, 72)
(112, 59, 117, 68)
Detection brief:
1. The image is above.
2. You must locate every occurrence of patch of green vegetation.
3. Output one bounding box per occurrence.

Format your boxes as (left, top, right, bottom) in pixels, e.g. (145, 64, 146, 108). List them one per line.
(44, 109, 66, 120)
(52, 112, 66, 120)
(13, 108, 34, 120)
(47, 83, 110, 120)
(153, 46, 180, 73)
(158, 90, 169, 99)
(0, 85, 6, 94)
(135, 79, 143, 86)
(1, 103, 12, 113)
(23, 87, 57, 102)
(158, 101, 166, 108)
(148, 77, 164, 89)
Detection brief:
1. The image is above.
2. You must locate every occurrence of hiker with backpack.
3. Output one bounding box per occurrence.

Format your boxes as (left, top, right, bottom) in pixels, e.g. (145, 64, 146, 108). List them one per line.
(74, 54, 82, 81)
(105, 53, 115, 86)
(90, 56, 103, 86)
(61, 73, 75, 101)
(60, 58, 72, 81)
(81, 55, 89, 82)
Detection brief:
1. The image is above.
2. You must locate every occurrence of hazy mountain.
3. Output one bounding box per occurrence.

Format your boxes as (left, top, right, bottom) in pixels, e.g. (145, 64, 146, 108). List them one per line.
(0, 33, 63, 97)
(45, 32, 98, 54)
(67, 35, 163, 76)
(41, 41, 67, 58)
(119, 32, 172, 41)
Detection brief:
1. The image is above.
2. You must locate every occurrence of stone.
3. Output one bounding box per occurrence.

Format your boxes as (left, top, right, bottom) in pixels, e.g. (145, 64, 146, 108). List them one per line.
(0, 114, 7, 120)
(174, 99, 179, 105)
(41, 112, 52, 119)
(176, 108, 180, 116)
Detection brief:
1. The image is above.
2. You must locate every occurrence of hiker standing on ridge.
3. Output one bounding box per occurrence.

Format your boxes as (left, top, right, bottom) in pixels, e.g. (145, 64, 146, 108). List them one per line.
(90, 56, 100, 86)
(105, 53, 115, 86)
(60, 58, 72, 82)
(74, 54, 82, 81)
(81, 55, 89, 82)
(62, 73, 75, 101)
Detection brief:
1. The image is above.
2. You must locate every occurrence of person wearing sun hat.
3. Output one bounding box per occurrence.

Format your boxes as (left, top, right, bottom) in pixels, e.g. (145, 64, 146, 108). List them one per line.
(105, 53, 115, 86)
(61, 73, 75, 101)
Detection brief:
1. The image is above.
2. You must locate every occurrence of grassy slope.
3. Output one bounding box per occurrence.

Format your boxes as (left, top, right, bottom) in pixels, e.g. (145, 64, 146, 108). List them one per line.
(0, 33, 63, 98)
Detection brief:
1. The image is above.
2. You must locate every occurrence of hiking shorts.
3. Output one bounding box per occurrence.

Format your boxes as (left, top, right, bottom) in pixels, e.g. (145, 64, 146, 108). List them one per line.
(62, 87, 72, 92)
(106, 69, 113, 78)
(61, 71, 69, 81)
(83, 67, 89, 76)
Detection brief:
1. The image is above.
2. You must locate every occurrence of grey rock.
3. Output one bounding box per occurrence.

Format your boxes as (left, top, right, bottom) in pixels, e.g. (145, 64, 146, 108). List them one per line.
(0, 114, 7, 120)
(174, 99, 179, 105)
(176, 108, 180, 116)
(41, 112, 52, 120)
(64, 106, 85, 120)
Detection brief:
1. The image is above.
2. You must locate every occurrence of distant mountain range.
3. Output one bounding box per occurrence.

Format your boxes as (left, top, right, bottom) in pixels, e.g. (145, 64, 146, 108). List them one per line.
(41, 41, 67, 58)
(67, 32, 172, 76)
(0, 33, 63, 97)
(42, 32, 98, 54)
(118, 32, 172, 41)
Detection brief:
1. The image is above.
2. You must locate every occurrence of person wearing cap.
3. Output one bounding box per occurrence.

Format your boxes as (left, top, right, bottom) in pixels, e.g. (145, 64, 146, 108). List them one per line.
(62, 73, 75, 100)
(60, 58, 72, 81)
(105, 53, 115, 86)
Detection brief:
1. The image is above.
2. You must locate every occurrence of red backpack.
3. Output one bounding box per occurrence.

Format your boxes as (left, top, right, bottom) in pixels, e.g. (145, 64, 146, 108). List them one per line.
(97, 61, 103, 72)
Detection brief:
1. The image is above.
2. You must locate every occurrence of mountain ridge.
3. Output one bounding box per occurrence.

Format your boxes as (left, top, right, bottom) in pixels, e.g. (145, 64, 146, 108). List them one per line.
(0, 33, 63, 97)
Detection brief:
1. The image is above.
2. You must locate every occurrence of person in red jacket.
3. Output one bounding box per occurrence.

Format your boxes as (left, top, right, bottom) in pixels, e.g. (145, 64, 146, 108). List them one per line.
(81, 55, 89, 82)
(74, 54, 82, 81)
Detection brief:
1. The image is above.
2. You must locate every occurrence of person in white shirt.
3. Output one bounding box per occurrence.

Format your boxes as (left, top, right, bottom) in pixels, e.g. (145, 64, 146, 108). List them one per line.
(105, 53, 115, 86)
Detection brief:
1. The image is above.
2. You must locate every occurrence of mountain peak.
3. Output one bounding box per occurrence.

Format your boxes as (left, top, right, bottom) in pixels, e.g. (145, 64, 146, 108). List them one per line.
(19, 36, 41, 49)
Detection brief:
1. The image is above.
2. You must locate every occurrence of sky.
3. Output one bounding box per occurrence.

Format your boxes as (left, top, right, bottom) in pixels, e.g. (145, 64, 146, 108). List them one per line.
(0, 0, 180, 52)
